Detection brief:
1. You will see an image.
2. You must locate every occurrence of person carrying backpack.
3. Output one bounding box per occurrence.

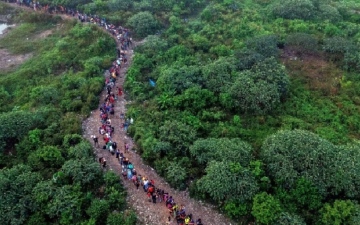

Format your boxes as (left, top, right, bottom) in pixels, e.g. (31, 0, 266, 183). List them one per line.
(127, 162, 134, 171)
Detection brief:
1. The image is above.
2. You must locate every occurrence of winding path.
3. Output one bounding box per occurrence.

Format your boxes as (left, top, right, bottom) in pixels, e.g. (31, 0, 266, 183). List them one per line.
(3, 2, 234, 224)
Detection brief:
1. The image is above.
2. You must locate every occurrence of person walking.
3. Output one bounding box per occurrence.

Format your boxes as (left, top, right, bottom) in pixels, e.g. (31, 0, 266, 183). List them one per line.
(115, 149, 120, 159)
(152, 192, 157, 204)
(91, 135, 99, 147)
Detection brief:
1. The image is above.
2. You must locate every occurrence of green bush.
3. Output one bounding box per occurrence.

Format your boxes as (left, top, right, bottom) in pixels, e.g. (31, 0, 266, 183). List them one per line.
(270, 0, 316, 20)
(126, 11, 160, 38)
(252, 192, 282, 225)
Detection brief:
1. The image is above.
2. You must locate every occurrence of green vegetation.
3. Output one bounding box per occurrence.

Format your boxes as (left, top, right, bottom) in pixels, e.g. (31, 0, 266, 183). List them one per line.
(0, 3, 136, 225)
(68, 0, 360, 224)
(4, 0, 360, 224)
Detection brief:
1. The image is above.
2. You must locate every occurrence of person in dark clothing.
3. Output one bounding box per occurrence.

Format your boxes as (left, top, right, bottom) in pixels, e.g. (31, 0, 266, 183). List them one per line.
(119, 152, 124, 165)
(102, 158, 107, 168)
(92, 135, 99, 147)
(123, 157, 129, 166)
(152, 193, 157, 204)
(117, 48, 121, 58)
(135, 179, 140, 189)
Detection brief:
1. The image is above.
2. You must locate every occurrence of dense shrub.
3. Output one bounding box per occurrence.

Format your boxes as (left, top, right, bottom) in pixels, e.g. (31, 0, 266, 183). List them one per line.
(126, 11, 160, 38)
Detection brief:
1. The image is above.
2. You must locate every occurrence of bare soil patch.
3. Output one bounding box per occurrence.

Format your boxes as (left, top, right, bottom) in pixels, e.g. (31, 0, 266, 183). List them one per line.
(0, 48, 32, 70)
(35, 29, 52, 38)
(0, 24, 54, 70)
(281, 47, 343, 96)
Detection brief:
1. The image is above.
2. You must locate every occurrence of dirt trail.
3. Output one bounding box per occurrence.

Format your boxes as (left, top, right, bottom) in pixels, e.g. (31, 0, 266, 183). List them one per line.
(4, 2, 234, 225)
(82, 40, 234, 225)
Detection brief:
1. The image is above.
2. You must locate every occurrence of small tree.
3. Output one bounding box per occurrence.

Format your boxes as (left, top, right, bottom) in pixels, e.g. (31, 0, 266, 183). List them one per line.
(157, 65, 203, 94)
(166, 161, 187, 189)
(27, 146, 65, 173)
(285, 33, 319, 55)
(197, 161, 259, 203)
(189, 138, 253, 166)
(0, 165, 42, 225)
(107, 0, 133, 11)
(202, 57, 236, 94)
(135, 35, 168, 58)
(270, 0, 316, 20)
(86, 199, 110, 225)
(234, 48, 264, 71)
(246, 35, 279, 59)
(252, 192, 282, 225)
(61, 158, 103, 191)
(275, 212, 306, 225)
(126, 11, 160, 38)
(250, 57, 289, 97)
(260, 130, 337, 195)
(229, 72, 280, 114)
(158, 120, 197, 156)
(320, 200, 356, 225)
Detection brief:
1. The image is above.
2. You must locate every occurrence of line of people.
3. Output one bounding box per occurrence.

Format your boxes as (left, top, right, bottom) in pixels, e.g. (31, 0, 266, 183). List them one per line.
(96, 52, 204, 225)
(91, 23, 204, 225)
(4, 1, 206, 224)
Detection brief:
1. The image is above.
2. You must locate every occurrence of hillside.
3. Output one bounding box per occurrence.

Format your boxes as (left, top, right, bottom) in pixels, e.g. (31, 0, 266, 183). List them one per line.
(3, 0, 360, 225)
(109, 0, 360, 224)
(0, 2, 136, 225)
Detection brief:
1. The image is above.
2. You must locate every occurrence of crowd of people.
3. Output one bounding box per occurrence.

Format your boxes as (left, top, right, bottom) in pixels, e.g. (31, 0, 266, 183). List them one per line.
(3, 1, 205, 224)
(91, 26, 204, 225)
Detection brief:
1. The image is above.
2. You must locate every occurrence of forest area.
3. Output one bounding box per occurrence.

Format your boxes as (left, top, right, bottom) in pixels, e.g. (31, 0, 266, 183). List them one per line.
(2, 0, 360, 224)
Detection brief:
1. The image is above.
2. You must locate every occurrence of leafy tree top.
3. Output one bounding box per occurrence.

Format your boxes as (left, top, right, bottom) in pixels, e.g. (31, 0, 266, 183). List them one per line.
(190, 138, 253, 166)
